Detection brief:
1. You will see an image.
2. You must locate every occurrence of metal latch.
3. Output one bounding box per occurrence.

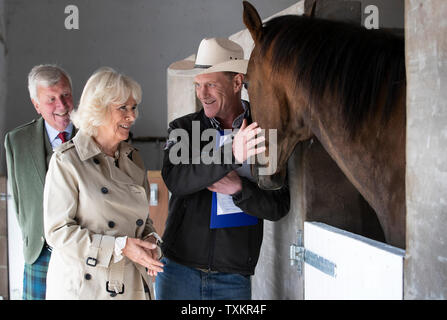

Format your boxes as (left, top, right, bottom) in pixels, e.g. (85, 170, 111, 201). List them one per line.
(290, 230, 337, 278)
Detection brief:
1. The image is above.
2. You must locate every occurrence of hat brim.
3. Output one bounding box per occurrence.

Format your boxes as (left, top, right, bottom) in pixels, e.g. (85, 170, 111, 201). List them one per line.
(198, 59, 248, 75)
(168, 59, 248, 75)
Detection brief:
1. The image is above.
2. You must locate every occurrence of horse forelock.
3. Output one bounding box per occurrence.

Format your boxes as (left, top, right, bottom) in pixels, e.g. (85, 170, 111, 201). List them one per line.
(259, 15, 406, 137)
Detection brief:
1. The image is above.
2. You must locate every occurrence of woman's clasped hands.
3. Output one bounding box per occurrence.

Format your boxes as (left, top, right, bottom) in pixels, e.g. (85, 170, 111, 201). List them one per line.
(122, 237, 164, 278)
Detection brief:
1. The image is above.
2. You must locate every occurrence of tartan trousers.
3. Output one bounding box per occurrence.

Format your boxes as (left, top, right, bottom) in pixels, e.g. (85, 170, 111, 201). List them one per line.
(23, 246, 51, 300)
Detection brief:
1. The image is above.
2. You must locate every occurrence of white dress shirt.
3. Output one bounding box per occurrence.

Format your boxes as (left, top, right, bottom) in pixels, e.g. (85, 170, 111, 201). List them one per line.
(44, 121, 74, 150)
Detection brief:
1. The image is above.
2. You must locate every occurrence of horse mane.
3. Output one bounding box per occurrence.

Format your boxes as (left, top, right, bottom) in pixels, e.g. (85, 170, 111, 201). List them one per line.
(260, 15, 406, 136)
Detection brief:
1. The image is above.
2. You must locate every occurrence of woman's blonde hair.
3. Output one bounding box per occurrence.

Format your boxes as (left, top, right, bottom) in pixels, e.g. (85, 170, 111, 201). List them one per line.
(71, 67, 142, 136)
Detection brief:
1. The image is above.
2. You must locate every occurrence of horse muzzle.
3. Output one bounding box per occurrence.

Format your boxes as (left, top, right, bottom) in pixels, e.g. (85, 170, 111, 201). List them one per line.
(256, 169, 286, 190)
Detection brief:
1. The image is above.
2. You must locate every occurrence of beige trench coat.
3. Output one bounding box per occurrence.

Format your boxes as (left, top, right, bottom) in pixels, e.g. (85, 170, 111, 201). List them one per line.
(44, 130, 157, 300)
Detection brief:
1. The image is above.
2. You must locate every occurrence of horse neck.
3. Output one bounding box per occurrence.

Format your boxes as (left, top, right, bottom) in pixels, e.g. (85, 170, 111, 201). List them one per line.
(302, 92, 406, 221)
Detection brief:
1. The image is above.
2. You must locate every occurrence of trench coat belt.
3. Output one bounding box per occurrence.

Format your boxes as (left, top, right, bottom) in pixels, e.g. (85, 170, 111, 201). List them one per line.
(86, 234, 125, 294)
(86, 234, 102, 267)
(107, 258, 125, 294)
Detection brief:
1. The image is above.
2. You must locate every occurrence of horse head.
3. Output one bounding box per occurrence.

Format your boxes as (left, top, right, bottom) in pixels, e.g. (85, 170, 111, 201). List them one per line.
(243, 1, 313, 190)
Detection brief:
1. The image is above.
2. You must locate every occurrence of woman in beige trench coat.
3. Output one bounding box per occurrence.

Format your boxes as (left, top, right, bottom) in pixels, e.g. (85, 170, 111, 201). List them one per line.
(43, 67, 164, 300)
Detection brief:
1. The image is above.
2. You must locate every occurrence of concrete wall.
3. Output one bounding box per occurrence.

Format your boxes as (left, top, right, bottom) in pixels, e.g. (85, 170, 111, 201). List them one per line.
(0, 0, 299, 175)
(405, 0, 447, 299)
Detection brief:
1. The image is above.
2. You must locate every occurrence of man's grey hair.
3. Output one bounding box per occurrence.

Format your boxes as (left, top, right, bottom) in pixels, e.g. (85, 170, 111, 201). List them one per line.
(28, 64, 73, 103)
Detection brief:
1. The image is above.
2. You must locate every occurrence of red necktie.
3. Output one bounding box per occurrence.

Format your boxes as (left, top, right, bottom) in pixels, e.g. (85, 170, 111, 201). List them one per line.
(57, 131, 67, 143)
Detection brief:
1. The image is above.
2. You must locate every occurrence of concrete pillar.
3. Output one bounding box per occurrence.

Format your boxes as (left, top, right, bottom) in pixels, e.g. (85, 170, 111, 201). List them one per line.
(405, 0, 447, 299)
(166, 58, 202, 125)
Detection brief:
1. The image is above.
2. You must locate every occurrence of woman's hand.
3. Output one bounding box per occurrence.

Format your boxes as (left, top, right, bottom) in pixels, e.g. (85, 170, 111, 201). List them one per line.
(143, 235, 163, 278)
(122, 237, 164, 277)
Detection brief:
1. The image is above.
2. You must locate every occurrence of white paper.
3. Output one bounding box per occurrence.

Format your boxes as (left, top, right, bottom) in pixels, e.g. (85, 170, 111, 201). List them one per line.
(216, 193, 243, 215)
(215, 131, 244, 216)
(218, 134, 231, 147)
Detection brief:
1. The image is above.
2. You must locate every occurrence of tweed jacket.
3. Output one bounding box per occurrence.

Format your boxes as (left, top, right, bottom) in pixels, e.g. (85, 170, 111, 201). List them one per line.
(43, 130, 156, 300)
(4, 117, 75, 264)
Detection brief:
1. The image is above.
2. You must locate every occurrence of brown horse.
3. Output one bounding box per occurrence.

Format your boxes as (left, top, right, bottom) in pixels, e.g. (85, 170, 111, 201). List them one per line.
(242, 1, 406, 249)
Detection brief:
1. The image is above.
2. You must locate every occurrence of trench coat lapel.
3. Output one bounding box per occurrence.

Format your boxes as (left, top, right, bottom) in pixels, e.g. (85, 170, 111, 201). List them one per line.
(73, 131, 145, 186)
(110, 143, 145, 187)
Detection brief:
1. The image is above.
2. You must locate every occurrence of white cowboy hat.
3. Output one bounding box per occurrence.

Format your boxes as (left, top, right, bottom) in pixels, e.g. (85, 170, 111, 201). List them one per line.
(171, 38, 248, 75)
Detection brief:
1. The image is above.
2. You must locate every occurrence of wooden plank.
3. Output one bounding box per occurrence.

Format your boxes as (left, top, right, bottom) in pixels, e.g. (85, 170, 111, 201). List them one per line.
(304, 222, 404, 300)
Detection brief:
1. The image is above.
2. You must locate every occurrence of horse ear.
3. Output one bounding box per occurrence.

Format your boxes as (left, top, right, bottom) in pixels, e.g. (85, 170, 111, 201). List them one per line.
(304, 0, 317, 18)
(243, 1, 263, 43)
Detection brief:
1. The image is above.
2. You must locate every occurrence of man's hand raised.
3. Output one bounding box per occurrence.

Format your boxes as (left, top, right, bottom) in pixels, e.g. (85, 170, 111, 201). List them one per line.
(232, 119, 266, 163)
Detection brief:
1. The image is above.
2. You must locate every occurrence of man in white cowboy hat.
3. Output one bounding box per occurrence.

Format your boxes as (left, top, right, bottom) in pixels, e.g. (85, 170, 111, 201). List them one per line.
(156, 38, 290, 300)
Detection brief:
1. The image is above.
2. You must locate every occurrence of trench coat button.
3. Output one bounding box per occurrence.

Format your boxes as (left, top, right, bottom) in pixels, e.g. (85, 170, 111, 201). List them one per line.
(136, 219, 144, 226)
(93, 158, 100, 164)
(85, 273, 92, 280)
(101, 187, 108, 194)
(108, 221, 115, 228)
